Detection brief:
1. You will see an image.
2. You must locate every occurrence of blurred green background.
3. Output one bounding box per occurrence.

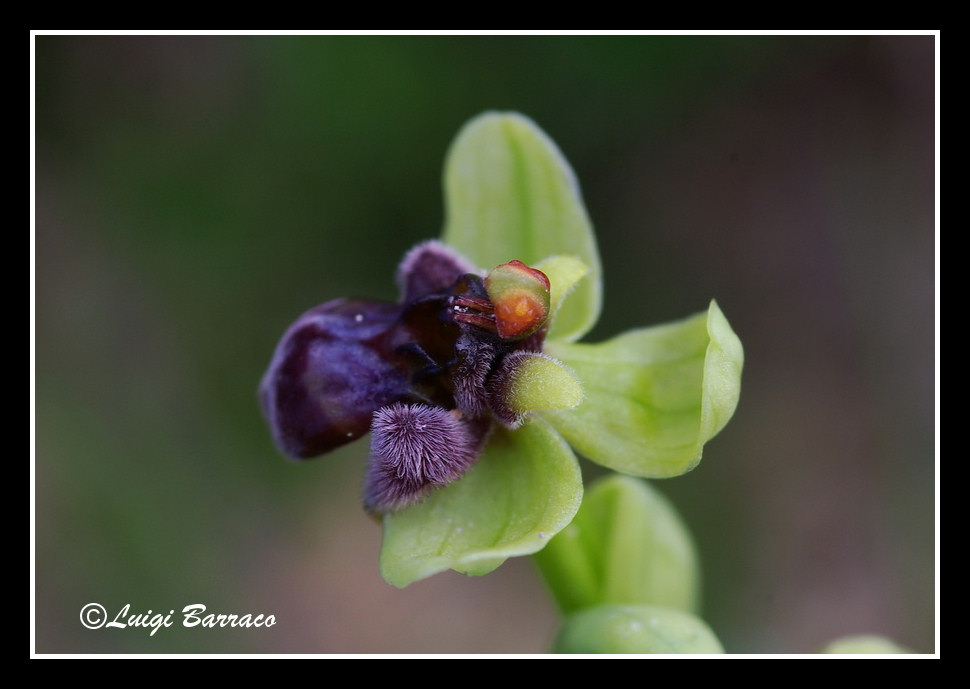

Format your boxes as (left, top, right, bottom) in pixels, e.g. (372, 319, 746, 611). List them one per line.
(34, 34, 936, 654)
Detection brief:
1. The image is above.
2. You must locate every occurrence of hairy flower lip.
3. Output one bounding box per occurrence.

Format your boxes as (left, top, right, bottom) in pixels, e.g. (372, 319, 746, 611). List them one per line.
(363, 403, 489, 514)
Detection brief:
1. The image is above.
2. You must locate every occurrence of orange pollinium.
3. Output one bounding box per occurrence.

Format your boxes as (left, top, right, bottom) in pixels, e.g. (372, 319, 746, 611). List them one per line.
(484, 260, 551, 340)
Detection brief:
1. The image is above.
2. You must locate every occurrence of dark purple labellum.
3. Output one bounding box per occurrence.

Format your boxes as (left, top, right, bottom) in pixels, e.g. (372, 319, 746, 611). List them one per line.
(260, 240, 556, 512)
(260, 298, 413, 459)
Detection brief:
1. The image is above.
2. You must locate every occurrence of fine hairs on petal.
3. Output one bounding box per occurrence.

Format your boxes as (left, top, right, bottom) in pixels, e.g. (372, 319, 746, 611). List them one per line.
(364, 403, 481, 513)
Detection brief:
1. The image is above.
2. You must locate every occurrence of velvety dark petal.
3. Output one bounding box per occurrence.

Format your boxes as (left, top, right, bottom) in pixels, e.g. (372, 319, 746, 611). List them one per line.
(363, 403, 488, 513)
(260, 298, 412, 459)
(396, 240, 478, 303)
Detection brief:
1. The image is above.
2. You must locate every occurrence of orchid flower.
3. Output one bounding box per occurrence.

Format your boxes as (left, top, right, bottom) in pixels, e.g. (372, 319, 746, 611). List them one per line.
(260, 112, 743, 588)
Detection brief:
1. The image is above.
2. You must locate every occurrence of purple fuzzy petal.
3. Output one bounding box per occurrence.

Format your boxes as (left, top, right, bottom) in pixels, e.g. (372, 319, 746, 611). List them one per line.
(260, 299, 412, 459)
(396, 240, 478, 302)
(363, 403, 486, 513)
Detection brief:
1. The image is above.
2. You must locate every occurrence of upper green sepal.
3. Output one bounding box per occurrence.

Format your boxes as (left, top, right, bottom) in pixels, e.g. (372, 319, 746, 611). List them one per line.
(533, 475, 699, 615)
(542, 300, 743, 478)
(442, 112, 601, 343)
(553, 604, 725, 654)
(379, 418, 583, 587)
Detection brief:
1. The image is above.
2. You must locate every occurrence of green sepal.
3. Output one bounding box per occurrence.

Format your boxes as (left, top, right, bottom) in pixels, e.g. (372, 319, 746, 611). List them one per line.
(553, 604, 724, 654)
(441, 111, 601, 343)
(379, 418, 583, 587)
(533, 475, 699, 615)
(542, 300, 743, 478)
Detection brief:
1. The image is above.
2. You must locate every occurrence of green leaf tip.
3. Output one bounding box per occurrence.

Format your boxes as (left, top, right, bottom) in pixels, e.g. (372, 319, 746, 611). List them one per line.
(533, 475, 699, 615)
(700, 299, 744, 444)
(442, 112, 601, 342)
(553, 605, 724, 654)
(542, 300, 743, 478)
